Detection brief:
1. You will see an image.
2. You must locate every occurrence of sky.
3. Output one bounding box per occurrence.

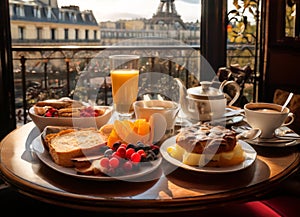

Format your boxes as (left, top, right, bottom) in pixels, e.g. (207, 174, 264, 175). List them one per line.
(57, 0, 201, 23)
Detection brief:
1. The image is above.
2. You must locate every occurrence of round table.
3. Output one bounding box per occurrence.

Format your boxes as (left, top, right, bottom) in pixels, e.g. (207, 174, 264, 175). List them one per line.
(0, 122, 299, 213)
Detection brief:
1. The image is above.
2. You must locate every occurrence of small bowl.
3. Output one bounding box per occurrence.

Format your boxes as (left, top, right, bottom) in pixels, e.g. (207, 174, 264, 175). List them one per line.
(28, 106, 113, 132)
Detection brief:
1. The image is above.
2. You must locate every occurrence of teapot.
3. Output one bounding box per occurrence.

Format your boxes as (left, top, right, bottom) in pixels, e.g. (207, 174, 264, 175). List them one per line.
(175, 78, 240, 121)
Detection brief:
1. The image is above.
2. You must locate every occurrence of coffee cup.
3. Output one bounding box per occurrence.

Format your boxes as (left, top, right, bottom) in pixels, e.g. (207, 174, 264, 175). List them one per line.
(244, 102, 294, 138)
(133, 100, 180, 138)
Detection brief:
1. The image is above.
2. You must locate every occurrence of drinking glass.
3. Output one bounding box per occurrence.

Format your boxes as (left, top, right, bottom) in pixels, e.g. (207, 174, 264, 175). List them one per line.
(109, 54, 140, 120)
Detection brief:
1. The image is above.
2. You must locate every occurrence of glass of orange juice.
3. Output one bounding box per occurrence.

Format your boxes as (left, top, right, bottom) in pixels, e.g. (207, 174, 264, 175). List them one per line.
(109, 54, 140, 120)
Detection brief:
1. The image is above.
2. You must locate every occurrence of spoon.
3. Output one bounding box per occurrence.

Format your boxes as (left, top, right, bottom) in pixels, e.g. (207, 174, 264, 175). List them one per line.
(275, 128, 300, 139)
(281, 92, 293, 112)
(236, 128, 261, 140)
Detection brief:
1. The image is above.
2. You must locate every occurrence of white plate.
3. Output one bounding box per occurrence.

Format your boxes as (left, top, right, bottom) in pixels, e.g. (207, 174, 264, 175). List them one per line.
(160, 136, 257, 173)
(31, 135, 162, 181)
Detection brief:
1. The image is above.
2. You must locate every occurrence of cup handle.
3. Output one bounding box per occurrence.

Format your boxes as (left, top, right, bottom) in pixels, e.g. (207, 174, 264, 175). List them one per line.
(282, 112, 295, 126)
(220, 80, 241, 106)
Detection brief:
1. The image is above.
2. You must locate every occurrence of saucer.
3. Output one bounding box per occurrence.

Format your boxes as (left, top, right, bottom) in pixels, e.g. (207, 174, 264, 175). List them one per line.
(211, 115, 244, 126)
(232, 125, 300, 147)
(245, 136, 299, 147)
(178, 115, 244, 127)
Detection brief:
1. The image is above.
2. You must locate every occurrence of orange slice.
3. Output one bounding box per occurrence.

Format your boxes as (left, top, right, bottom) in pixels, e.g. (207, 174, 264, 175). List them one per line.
(107, 128, 121, 148)
(133, 119, 150, 136)
(113, 119, 151, 145)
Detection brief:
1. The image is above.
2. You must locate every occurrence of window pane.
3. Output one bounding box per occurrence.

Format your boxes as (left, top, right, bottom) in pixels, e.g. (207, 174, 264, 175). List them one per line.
(227, 0, 261, 103)
(285, 0, 296, 37)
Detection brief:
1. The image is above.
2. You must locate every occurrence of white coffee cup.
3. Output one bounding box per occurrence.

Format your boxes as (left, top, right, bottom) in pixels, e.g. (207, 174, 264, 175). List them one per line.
(244, 102, 294, 138)
(133, 100, 180, 137)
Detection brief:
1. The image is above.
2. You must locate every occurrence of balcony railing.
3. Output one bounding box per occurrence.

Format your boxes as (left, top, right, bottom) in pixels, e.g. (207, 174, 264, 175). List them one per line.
(12, 43, 255, 126)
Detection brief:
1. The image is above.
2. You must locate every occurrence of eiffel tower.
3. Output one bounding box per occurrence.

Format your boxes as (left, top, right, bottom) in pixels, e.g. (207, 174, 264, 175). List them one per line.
(151, 0, 186, 29)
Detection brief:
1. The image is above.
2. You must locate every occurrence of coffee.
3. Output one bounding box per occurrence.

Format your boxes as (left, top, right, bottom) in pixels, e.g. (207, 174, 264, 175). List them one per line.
(145, 105, 171, 110)
(252, 108, 280, 113)
(244, 102, 294, 138)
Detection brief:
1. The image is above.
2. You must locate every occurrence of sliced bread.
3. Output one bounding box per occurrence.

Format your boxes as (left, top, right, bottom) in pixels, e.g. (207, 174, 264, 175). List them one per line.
(44, 128, 106, 167)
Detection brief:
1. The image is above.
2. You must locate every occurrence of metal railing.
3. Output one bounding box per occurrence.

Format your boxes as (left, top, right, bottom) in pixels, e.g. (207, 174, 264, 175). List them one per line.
(12, 44, 255, 125)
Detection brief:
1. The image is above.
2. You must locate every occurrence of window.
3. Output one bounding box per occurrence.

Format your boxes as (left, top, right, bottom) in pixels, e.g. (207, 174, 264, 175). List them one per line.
(37, 7, 41, 18)
(33, 7, 37, 17)
(64, 28, 69, 40)
(46, 7, 52, 19)
(18, 27, 25, 40)
(75, 29, 79, 40)
(226, 0, 261, 102)
(73, 13, 77, 22)
(51, 28, 56, 40)
(15, 5, 25, 17)
(37, 27, 43, 40)
(59, 11, 64, 20)
(85, 29, 89, 40)
(94, 30, 97, 40)
(285, 0, 299, 37)
(6, 0, 262, 128)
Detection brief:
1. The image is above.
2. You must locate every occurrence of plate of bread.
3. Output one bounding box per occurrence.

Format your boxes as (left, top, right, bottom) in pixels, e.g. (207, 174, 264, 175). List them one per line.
(32, 119, 163, 181)
(29, 97, 113, 131)
(160, 122, 257, 173)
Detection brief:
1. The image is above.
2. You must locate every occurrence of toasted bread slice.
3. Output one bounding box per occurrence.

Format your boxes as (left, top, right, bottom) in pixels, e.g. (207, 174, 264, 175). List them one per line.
(58, 108, 81, 117)
(35, 99, 84, 110)
(45, 128, 106, 167)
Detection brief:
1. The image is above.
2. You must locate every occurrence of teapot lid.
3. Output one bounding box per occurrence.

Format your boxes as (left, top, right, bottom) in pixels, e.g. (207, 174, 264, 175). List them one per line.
(187, 81, 224, 99)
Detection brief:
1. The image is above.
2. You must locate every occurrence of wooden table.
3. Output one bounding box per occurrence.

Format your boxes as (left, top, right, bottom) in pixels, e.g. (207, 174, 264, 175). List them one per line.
(0, 121, 299, 213)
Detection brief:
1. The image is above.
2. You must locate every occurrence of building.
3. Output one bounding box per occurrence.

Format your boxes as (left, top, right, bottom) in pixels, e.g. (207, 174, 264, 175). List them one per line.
(9, 0, 100, 46)
(9, 0, 200, 47)
(99, 0, 200, 46)
(100, 19, 200, 46)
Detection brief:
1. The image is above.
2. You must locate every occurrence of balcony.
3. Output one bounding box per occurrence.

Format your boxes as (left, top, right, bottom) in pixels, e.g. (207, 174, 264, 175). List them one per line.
(12, 43, 256, 127)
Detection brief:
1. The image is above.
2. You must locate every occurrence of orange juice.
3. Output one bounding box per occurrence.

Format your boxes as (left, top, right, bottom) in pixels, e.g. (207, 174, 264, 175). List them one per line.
(110, 69, 139, 114)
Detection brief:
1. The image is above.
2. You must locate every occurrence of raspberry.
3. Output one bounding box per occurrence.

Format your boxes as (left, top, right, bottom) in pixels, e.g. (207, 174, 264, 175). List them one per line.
(116, 146, 126, 158)
(45, 111, 52, 117)
(122, 161, 133, 171)
(109, 157, 120, 168)
(125, 148, 135, 159)
(130, 152, 141, 163)
(99, 157, 110, 168)
(94, 110, 101, 117)
(120, 143, 127, 149)
(137, 149, 146, 159)
(111, 151, 120, 159)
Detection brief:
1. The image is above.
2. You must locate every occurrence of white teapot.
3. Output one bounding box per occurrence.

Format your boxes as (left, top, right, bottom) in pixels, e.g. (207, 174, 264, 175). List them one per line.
(175, 78, 240, 121)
